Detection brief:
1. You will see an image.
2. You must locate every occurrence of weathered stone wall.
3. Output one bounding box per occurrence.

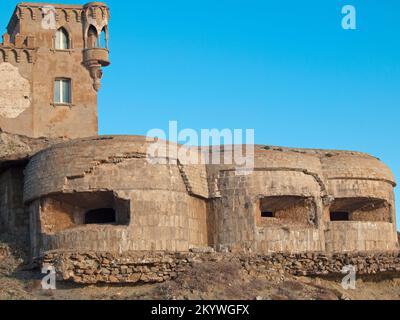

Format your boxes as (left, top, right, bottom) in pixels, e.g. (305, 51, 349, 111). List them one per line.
(41, 250, 400, 284)
(322, 153, 397, 251)
(206, 146, 398, 254)
(351, 204, 391, 222)
(209, 169, 325, 253)
(327, 180, 394, 201)
(24, 136, 209, 258)
(178, 162, 209, 199)
(0, 132, 65, 165)
(321, 153, 395, 183)
(0, 25, 35, 137)
(0, 63, 31, 120)
(36, 193, 207, 255)
(24, 136, 176, 201)
(40, 197, 78, 234)
(21, 138, 399, 257)
(325, 222, 398, 252)
(258, 199, 314, 226)
(0, 3, 102, 139)
(0, 3, 397, 258)
(0, 167, 28, 241)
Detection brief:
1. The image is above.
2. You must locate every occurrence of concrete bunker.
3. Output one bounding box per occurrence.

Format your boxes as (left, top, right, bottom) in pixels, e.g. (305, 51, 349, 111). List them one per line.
(329, 197, 392, 223)
(257, 196, 317, 227)
(40, 191, 130, 234)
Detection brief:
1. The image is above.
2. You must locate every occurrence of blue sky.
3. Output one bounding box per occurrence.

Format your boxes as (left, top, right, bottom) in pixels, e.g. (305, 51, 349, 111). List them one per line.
(1, 1, 399, 226)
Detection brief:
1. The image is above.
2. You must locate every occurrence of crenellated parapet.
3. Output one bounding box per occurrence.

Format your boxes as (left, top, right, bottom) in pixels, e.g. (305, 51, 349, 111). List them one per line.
(0, 34, 37, 64)
(8, 3, 85, 27)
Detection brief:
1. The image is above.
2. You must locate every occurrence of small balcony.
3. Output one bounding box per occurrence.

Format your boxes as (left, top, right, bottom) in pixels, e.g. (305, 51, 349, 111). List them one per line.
(83, 48, 110, 67)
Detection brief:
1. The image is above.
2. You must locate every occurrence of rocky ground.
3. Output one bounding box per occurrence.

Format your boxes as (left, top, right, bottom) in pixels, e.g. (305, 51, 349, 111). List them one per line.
(1, 241, 400, 300)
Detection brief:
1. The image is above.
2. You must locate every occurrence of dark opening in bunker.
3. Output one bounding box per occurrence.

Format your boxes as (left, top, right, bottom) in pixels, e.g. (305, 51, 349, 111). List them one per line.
(257, 196, 316, 226)
(261, 211, 274, 218)
(330, 212, 349, 221)
(329, 198, 392, 223)
(85, 208, 116, 224)
(39, 191, 131, 234)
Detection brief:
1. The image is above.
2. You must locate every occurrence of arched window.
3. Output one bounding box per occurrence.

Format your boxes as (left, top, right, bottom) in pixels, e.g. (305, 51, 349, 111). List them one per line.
(87, 25, 98, 49)
(55, 27, 69, 50)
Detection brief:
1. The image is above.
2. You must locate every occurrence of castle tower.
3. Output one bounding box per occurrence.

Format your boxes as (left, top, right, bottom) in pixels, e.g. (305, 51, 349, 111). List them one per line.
(0, 2, 110, 139)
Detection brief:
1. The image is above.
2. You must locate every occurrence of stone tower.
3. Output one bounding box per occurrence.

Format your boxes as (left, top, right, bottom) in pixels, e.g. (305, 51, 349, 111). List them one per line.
(0, 2, 110, 139)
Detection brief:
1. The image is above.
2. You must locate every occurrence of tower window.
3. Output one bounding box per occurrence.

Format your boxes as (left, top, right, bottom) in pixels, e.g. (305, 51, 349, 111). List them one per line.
(55, 28, 69, 50)
(54, 79, 71, 104)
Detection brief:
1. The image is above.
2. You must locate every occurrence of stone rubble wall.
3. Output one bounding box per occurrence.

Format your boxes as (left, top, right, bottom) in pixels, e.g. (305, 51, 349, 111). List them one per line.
(41, 250, 400, 285)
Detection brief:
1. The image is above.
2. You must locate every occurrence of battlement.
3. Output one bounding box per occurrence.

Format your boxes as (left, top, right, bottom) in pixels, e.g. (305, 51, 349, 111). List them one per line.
(6, 2, 110, 34)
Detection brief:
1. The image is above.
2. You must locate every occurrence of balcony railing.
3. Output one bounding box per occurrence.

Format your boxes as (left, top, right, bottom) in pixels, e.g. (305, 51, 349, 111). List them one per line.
(83, 48, 110, 66)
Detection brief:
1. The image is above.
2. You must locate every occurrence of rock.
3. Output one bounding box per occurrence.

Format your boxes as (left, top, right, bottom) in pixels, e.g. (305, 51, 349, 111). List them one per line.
(189, 247, 215, 254)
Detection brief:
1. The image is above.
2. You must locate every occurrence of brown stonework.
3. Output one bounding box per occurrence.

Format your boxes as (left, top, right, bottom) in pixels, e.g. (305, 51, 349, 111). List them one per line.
(0, 3, 398, 285)
(17, 136, 397, 259)
(41, 250, 400, 285)
(0, 2, 110, 138)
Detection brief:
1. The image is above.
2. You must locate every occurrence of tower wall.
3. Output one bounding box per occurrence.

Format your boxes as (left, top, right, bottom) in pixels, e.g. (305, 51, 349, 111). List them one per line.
(0, 2, 110, 139)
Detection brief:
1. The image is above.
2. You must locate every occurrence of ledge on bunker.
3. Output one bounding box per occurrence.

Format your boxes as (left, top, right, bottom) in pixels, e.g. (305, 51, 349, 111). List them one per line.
(0, 130, 67, 169)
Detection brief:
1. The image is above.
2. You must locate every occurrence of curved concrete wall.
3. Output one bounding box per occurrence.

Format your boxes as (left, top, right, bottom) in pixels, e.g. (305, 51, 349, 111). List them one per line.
(321, 153, 395, 183)
(322, 153, 397, 252)
(210, 168, 325, 254)
(325, 222, 398, 252)
(23, 137, 398, 256)
(207, 147, 398, 254)
(25, 136, 208, 257)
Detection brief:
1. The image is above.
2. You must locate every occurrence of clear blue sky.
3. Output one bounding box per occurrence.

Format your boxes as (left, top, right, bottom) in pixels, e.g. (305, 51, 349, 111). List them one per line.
(1, 1, 399, 227)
